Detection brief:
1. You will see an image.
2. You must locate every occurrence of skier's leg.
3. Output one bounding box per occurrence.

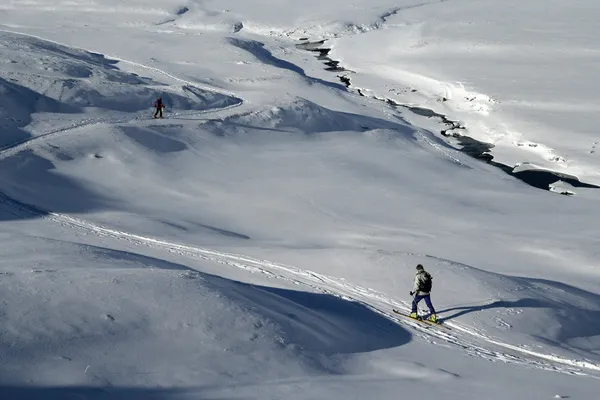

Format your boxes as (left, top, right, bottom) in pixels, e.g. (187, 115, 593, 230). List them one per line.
(411, 295, 423, 313)
(159, 108, 163, 118)
(424, 295, 436, 314)
(154, 108, 159, 118)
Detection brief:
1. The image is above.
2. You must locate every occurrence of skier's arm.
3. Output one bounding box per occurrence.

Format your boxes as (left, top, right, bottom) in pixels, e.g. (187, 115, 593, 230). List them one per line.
(412, 275, 420, 294)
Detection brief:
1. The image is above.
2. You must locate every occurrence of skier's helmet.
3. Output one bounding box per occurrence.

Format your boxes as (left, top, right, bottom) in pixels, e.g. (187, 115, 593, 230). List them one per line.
(416, 264, 424, 271)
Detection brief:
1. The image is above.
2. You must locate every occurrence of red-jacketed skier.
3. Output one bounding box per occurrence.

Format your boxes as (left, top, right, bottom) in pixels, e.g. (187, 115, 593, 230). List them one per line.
(153, 96, 165, 119)
(410, 264, 438, 322)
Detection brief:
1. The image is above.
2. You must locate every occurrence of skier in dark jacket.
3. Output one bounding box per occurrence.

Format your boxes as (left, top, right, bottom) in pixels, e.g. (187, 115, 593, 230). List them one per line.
(153, 97, 165, 119)
(410, 264, 437, 322)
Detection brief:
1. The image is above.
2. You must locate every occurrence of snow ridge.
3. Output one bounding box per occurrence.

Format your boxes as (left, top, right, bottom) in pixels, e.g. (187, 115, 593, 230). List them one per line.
(1, 189, 598, 377)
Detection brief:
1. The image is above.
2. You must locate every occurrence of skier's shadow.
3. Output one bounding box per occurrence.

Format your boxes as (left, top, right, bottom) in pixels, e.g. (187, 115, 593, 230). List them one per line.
(439, 298, 552, 321)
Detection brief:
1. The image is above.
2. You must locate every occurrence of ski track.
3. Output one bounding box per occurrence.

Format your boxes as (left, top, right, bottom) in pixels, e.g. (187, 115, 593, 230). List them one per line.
(1, 191, 600, 379)
(1, 27, 599, 381)
(0, 28, 246, 159)
(0, 102, 243, 160)
(0, 29, 466, 170)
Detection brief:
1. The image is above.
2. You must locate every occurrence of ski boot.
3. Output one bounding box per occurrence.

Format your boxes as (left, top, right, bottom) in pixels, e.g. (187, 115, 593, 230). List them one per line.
(409, 312, 419, 320)
(428, 314, 438, 323)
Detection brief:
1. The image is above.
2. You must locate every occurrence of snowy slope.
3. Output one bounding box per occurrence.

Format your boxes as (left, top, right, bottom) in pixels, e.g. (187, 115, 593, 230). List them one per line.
(319, 0, 600, 185)
(1, 1, 600, 399)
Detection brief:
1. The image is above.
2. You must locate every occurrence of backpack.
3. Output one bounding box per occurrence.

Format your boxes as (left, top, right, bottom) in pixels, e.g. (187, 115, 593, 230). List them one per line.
(418, 271, 432, 292)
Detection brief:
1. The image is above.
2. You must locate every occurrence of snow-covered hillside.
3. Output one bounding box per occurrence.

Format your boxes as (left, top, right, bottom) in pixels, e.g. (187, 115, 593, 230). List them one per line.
(1, 1, 599, 399)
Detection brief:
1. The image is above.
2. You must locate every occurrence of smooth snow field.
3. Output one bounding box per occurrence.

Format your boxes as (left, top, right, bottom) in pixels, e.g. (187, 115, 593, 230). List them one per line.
(0, 1, 599, 399)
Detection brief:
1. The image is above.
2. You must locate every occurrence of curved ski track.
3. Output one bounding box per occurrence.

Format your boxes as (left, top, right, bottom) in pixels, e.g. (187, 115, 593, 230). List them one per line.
(0, 102, 243, 160)
(0, 192, 599, 379)
(0, 28, 245, 160)
(1, 29, 599, 381)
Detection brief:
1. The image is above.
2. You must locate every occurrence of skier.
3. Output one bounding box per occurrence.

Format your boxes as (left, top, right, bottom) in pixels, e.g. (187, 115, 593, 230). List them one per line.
(410, 264, 437, 322)
(153, 96, 165, 119)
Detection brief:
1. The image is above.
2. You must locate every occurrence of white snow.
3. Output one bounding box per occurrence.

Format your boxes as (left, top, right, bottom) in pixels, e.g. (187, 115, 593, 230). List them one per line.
(1, 1, 600, 399)
(328, 0, 600, 184)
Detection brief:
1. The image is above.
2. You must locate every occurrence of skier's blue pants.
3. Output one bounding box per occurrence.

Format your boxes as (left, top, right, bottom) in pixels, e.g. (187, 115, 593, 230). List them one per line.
(411, 294, 436, 314)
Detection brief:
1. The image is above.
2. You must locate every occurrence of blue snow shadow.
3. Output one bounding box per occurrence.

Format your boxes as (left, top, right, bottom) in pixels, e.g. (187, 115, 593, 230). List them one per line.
(105, 245, 411, 355)
(219, 281, 409, 355)
(155, 218, 251, 240)
(227, 38, 347, 91)
(438, 276, 600, 356)
(0, 95, 458, 224)
(0, 150, 114, 221)
(33, 243, 412, 356)
(121, 126, 188, 153)
(0, 387, 187, 400)
(0, 77, 81, 149)
(0, 246, 411, 398)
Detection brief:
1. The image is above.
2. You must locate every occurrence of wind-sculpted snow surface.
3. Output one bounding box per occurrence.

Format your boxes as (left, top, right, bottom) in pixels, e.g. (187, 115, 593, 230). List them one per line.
(325, 0, 600, 186)
(204, 97, 414, 135)
(0, 31, 241, 148)
(1, 1, 600, 399)
(0, 200, 599, 399)
(0, 77, 80, 147)
(0, 239, 409, 388)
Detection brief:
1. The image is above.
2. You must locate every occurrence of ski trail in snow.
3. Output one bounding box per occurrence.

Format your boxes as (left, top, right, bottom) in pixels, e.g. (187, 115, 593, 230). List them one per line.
(0, 29, 246, 157)
(0, 28, 598, 376)
(0, 29, 247, 159)
(0, 103, 243, 160)
(0, 30, 247, 160)
(0, 191, 599, 377)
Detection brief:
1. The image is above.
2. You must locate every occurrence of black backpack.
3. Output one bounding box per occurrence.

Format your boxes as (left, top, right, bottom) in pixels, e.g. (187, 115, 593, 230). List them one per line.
(418, 272, 432, 292)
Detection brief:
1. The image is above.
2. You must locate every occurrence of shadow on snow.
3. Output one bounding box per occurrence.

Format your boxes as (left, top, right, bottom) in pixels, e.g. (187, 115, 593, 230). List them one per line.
(0, 245, 411, 397)
(0, 77, 82, 149)
(439, 277, 600, 351)
(0, 387, 189, 400)
(227, 38, 347, 91)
